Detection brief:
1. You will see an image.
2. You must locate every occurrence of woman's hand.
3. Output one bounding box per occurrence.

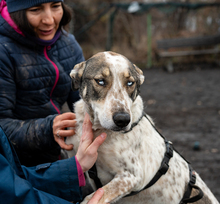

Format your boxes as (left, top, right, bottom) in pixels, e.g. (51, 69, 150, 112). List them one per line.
(87, 188, 109, 204)
(53, 112, 76, 150)
(76, 113, 107, 172)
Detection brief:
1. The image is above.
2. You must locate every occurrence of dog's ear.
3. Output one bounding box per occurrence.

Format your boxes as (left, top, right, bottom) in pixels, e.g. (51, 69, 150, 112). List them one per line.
(133, 64, 145, 85)
(130, 64, 145, 101)
(70, 61, 86, 91)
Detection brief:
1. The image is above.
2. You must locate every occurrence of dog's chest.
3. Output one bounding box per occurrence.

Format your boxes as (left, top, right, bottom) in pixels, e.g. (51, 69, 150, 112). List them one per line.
(94, 131, 144, 184)
(91, 121, 166, 188)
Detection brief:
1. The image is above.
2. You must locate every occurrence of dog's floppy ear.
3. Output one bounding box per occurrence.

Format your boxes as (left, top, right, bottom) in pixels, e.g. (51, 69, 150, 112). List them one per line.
(133, 64, 145, 85)
(70, 61, 86, 91)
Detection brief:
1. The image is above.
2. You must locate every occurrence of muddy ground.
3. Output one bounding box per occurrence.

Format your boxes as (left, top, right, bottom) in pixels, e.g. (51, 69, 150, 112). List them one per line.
(140, 64, 220, 201)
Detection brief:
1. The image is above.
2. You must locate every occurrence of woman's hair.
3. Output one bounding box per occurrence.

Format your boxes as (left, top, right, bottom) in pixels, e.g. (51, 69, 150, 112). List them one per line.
(10, 2, 72, 37)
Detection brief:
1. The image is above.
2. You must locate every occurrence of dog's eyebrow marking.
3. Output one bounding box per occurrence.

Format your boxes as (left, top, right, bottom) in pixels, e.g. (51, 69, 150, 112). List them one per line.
(128, 76, 135, 81)
(94, 74, 104, 79)
(102, 67, 110, 77)
(124, 71, 130, 78)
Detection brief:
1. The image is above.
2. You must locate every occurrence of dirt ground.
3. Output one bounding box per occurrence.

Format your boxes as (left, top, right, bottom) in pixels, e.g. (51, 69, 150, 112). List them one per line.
(140, 64, 220, 201)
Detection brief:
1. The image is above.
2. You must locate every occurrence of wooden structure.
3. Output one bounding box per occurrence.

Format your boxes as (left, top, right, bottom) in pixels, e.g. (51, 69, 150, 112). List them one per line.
(156, 34, 220, 71)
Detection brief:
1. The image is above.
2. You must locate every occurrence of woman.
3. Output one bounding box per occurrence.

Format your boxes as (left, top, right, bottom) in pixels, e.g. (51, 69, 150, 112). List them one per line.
(0, 0, 84, 166)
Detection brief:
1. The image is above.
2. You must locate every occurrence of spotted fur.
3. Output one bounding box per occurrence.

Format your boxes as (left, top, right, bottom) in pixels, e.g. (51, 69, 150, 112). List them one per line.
(66, 52, 219, 204)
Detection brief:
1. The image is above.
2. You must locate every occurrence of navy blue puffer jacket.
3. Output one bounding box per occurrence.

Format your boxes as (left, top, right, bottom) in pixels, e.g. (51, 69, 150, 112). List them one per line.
(0, 14, 84, 166)
(0, 126, 83, 203)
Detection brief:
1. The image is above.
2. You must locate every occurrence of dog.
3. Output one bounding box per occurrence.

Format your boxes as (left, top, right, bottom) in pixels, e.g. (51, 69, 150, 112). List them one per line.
(66, 51, 219, 204)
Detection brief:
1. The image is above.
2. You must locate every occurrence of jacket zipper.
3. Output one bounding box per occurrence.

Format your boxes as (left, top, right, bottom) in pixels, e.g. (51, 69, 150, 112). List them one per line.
(44, 46, 60, 114)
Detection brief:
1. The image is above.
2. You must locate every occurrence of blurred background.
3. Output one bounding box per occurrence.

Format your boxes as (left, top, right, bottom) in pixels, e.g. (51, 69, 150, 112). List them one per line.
(65, 0, 220, 70)
(64, 0, 220, 201)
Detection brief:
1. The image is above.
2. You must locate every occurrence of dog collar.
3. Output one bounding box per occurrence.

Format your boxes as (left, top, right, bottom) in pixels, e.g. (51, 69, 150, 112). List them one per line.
(123, 112, 145, 134)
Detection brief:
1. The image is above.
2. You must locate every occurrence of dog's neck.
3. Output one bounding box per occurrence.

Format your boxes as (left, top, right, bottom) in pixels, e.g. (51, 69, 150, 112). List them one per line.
(130, 95, 144, 125)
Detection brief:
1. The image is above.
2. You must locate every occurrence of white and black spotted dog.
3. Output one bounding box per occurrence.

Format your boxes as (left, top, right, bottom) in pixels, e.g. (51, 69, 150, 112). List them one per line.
(66, 51, 218, 204)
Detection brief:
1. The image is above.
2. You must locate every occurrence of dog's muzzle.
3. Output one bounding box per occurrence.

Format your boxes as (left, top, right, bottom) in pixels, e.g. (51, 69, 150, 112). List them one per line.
(113, 112, 130, 129)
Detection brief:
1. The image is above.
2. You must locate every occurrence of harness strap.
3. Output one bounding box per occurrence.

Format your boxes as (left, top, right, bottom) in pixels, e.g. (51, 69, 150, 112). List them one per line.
(126, 139, 173, 197)
(146, 140, 173, 188)
(180, 164, 204, 204)
(88, 164, 103, 189)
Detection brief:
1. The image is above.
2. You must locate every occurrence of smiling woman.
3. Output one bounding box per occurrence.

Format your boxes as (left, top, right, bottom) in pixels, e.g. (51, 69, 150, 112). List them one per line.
(0, 0, 84, 167)
(9, 1, 71, 38)
(26, 2, 63, 40)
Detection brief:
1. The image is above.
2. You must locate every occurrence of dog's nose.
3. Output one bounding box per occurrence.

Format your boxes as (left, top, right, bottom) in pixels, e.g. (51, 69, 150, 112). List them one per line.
(113, 112, 130, 128)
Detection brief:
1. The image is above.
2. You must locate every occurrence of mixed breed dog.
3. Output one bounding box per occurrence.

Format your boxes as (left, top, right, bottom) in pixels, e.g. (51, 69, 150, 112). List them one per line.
(66, 51, 219, 204)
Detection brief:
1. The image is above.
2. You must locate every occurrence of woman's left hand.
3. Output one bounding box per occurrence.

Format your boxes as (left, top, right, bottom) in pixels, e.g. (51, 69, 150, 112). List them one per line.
(53, 112, 76, 150)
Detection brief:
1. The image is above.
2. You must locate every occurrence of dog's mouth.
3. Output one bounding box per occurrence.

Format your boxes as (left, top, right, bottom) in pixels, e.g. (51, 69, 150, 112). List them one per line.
(111, 126, 129, 132)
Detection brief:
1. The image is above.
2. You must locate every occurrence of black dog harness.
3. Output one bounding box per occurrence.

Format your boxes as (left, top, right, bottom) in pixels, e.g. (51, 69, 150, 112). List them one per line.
(180, 164, 204, 203)
(88, 113, 204, 203)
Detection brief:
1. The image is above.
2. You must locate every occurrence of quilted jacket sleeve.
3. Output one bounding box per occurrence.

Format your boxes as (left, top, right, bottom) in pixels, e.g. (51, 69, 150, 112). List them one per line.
(0, 44, 60, 163)
(0, 154, 82, 204)
(0, 127, 82, 203)
(21, 156, 83, 202)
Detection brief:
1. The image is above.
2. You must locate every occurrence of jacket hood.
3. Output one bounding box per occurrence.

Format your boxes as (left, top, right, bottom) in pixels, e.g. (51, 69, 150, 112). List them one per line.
(0, 15, 39, 49)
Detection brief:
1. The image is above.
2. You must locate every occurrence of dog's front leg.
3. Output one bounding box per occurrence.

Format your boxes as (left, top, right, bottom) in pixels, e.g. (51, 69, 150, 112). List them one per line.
(81, 172, 139, 204)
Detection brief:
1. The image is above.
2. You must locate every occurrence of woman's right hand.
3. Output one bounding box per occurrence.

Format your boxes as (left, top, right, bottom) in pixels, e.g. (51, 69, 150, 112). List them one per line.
(76, 113, 107, 172)
(53, 112, 76, 150)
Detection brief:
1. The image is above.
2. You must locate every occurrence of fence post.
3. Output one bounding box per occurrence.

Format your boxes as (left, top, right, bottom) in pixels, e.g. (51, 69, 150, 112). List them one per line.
(147, 13, 152, 68)
(106, 8, 118, 51)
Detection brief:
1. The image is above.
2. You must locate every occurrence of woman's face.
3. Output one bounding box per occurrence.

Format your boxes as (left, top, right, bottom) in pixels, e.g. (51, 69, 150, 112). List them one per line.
(26, 2, 63, 40)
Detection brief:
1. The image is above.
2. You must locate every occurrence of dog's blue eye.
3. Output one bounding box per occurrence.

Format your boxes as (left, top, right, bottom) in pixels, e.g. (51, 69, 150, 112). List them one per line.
(127, 81, 134, 86)
(95, 79, 105, 86)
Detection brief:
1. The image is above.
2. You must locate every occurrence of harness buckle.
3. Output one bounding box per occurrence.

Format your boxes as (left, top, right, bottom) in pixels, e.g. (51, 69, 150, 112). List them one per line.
(190, 170, 196, 185)
(165, 141, 173, 158)
(181, 165, 204, 203)
(159, 161, 169, 175)
(159, 141, 174, 175)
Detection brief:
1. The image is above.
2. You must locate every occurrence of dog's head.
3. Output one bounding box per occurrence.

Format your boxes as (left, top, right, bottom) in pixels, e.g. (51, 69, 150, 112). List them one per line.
(70, 51, 144, 131)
